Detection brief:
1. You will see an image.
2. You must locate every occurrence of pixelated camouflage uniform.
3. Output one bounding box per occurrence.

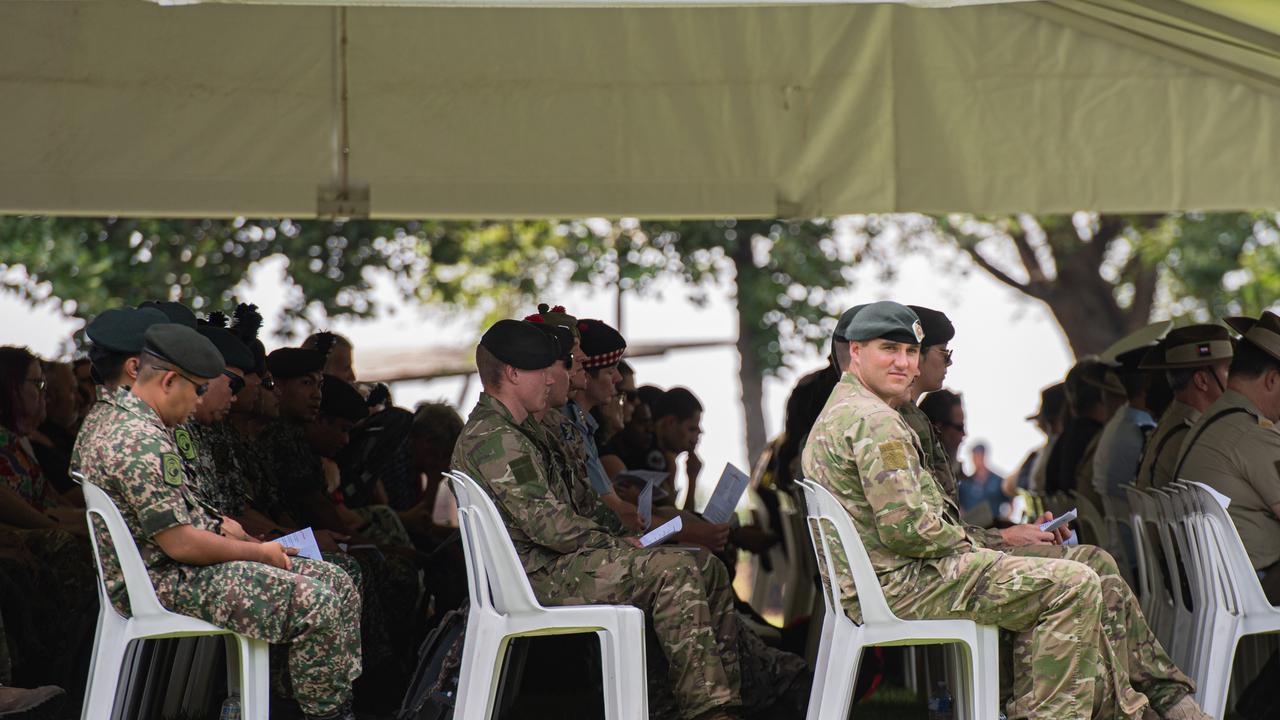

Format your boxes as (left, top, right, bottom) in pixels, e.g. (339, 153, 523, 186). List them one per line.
(804, 373, 1151, 720)
(536, 407, 809, 718)
(72, 389, 361, 716)
(453, 393, 742, 719)
(899, 401, 1195, 715)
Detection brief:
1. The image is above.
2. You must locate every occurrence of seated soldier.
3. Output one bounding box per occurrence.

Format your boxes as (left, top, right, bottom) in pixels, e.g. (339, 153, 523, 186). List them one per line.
(452, 319, 743, 720)
(802, 301, 1208, 720)
(74, 324, 361, 720)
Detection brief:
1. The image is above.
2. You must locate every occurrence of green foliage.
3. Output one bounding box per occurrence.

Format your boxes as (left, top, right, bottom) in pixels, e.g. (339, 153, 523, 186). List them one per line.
(1146, 212, 1280, 319)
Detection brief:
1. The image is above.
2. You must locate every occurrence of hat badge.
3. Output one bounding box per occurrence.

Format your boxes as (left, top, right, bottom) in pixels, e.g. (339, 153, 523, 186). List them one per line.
(912, 320, 924, 343)
(1197, 343, 1211, 356)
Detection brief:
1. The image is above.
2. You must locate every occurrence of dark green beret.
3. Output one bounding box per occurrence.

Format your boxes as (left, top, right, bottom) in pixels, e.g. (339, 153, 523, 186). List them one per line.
(197, 326, 255, 372)
(85, 307, 170, 354)
(479, 319, 558, 370)
(832, 304, 868, 343)
(320, 375, 369, 423)
(138, 300, 197, 328)
(142, 324, 224, 379)
(907, 305, 955, 347)
(842, 301, 923, 345)
(531, 323, 574, 365)
(266, 348, 326, 380)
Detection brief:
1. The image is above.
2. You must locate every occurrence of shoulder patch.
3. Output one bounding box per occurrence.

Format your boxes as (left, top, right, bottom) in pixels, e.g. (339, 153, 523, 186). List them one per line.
(173, 427, 197, 460)
(509, 455, 542, 486)
(162, 453, 185, 486)
(878, 440, 910, 471)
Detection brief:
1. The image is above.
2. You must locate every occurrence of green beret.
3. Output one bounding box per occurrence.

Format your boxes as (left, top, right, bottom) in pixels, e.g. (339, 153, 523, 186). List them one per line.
(841, 301, 923, 345)
(266, 348, 326, 380)
(832, 304, 868, 343)
(142, 324, 224, 379)
(320, 375, 369, 423)
(907, 306, 955, 347)
(85, 307, 170, 354)
(197, 326, 255, 372)
(138, 300, 197, 328)
(479, 319, 558, 370)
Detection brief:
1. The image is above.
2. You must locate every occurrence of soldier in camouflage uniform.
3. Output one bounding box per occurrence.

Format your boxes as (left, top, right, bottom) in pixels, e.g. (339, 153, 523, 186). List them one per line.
(802, 301, 1209, 720)
(73, 324, 361, 720)
(898, 306, 1199, 718)
(453, 319, 743, 720)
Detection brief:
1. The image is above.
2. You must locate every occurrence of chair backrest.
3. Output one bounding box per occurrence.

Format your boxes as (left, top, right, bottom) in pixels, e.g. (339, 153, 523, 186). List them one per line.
(1073, 491, 1110, 547)
(1179, 482, 1265, 615)
(445, 470, 543, 615)
(1123, 486, 1153, 602)
(78, 474, 169, 620)
(1150, 488, 1194, 616)
(797, 479, 900, 626)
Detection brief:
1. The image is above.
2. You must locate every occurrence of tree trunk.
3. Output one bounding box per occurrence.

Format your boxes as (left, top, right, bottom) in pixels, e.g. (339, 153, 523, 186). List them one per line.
(730, 246, 768, 466)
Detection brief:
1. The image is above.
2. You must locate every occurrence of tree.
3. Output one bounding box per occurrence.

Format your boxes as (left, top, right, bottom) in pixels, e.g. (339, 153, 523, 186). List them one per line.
(863, 212, 1280, 357)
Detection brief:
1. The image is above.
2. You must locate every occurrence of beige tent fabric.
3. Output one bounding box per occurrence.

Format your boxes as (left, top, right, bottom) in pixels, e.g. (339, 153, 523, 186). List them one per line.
(1, 0, 1277, 219)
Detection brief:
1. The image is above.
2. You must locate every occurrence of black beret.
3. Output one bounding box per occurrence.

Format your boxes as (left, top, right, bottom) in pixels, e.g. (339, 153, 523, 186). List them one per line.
(266, 348, 326, 380)
(138, 300, 197, 328)
(320, 375, 369, 423)
(142, 324, 224, 379)
(531, 323, 574, 365)
(576, 319, 626, 369)
(907, 305, 955, 347)
(479, 319, 559, 370)
(85, 307, 170, 354)
(197, 326, 255, 372)
(842, 301, 923, 345)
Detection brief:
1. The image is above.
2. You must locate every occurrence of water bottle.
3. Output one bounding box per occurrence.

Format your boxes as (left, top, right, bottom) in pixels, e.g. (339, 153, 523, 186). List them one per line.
(926, 681, 953, 720)
(219, 693, 241, 720)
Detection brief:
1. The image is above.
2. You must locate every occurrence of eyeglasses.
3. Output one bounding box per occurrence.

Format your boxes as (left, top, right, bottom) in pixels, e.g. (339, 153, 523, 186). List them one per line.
(173, 372, 209, 397)
(26, 377, 47, 392)
(223, 370, 246, 396)
(940, 349, 954, 367)
(260, 376, 275, 391)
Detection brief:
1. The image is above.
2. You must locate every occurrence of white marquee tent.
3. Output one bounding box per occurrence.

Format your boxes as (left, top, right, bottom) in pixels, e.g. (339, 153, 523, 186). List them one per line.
(2, 0, 1278, 219)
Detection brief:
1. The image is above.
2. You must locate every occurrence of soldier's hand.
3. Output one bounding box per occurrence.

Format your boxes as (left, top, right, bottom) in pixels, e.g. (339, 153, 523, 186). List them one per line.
(998, 523, 1056, 547)
(220, 517, 251, 542)
(623, 536, 644, 549)
(1036, 511, 1072, 544)
(679, 520, 731, 552)
(258, 541, 298, 571)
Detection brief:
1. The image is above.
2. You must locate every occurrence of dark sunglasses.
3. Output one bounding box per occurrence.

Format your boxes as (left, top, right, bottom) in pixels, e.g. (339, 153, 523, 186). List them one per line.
(940, 348, 954, 367)
(223, 370, 246, 396)
(174, 372, 209, 397)
(260, 376, 275, 391)
(623, 390, 640, 402)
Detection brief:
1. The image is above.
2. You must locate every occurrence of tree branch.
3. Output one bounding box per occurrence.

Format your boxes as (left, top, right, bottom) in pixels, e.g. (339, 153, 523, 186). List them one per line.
(962, 246, 1043, 299)
(1009, 219, 1049, 288)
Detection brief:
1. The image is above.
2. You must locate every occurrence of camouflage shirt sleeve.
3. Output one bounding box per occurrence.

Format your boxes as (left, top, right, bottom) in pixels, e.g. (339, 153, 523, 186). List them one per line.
(853, 411, 970, 558)
(119, 430, 194, 540)
(460, 431, 624, 555)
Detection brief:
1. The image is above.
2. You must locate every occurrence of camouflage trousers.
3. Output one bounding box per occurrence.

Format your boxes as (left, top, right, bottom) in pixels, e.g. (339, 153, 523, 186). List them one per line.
(1007, 544, 1194, 716)
(353, 505, 414, 548)
(164, 557, 362, 716)
(530, 545, 742, 719)
(879, 548, 1122, 720)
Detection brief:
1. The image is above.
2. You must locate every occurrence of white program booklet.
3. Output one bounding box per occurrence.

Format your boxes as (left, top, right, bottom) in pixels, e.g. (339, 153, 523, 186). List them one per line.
(1039, 508, 1077, 534)
(639, 516, 683, 548)
(1187, 481, 1231, 510)
(638, 481, 655, 530)
(275, 527, 323, 561)
(701, 463, 750, 524)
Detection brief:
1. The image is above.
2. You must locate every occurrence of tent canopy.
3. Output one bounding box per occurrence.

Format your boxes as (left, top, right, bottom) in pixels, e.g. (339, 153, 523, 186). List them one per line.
(2, 0, 1278, 219)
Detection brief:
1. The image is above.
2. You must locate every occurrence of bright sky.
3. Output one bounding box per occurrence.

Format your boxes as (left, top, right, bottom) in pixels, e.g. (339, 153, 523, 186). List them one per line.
(0, 247, 1074, 505)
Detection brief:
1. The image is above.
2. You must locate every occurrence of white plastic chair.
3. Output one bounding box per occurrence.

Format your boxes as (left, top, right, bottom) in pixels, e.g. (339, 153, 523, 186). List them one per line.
(444, 470, 647, 720)
(79, 478, 268, 720)
(1125, 487, 1174, 647)
(1150, 487, 1200, 672)
(1174, 481, 1280, 718)
(796, 479, 999, 720)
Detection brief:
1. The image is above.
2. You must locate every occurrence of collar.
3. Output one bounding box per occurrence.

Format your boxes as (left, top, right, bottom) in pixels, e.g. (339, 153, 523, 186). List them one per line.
(1123, 404, 1156, 427)
(1218, 389, 1272, 428)
(113, 387, 169, 433)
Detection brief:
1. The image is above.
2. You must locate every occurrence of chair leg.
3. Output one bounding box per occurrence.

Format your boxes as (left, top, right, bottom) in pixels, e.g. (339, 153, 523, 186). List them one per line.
(973, 629, 1000, 720)
(454, 625, 508, 720)
(80, 618, 129, 720)
(238, 637, 270, 720)
(596, 614, 648, 720)
(810, 623, 860, 720)
(1196, 629, 1241, 720)
(804, 612, 833, 720)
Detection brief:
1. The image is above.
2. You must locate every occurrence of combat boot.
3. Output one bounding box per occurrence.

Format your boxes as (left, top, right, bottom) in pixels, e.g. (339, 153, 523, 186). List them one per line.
(1162, 694, 1212, 720)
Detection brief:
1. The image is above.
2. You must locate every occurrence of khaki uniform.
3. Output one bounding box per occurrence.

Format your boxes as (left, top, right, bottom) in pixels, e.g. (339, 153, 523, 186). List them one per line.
(805, 373, 1166, 719)
(72, 389, 361, 716)
(1135, 401, 1198, 490)
(452, 393, 741, 719)
(1176, 390, 1280, 570)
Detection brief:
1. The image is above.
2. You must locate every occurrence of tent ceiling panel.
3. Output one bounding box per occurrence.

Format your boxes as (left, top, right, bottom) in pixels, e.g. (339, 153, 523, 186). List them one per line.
(1, 0, 1278, 219)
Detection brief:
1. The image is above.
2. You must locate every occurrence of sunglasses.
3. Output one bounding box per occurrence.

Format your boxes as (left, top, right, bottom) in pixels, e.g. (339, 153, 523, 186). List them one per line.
(27, 377, 47, 392)
(223, 370, 246, 396)
(940, 348, 954, 367)
(174, 372, 209, 397)
(260, 376, 275, 391)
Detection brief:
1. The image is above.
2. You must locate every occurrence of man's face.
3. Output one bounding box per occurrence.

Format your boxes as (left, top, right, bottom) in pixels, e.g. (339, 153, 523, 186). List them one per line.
(257, 374, 280, 419)
(43, 364, 79, 430)
(1198, 361, 1230, 404)
(584, 364, 622, 407)
(917, 343, 950, 394)
(569, 343, 588, 393)
(230, 372, 261, 415)
(853, 339, 920, 403)
(306, 415, 356, 458)
(17, 361, 46, 434)
(276, 372, 323, 422)
(546, 359, 571, 408)
(194, 366, 242, 424)
(325, 344, 356, 384)
(73, 361, 95, 411)
(512, 366, 553, 415)
(153, 370, 206, 427)
(939, 403, 966, 457)
(656, 411, 702, 454)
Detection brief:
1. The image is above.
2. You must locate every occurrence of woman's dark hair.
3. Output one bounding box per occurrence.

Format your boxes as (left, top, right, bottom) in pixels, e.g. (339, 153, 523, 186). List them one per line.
(919, 388, 963, 428)
(0, 346, 38, 432)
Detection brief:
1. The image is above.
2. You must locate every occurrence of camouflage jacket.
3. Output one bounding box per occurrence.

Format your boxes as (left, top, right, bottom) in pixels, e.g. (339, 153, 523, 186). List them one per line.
(174, 421, 248, 518)
(898, 402, 1004, 549)
(213, 423, 292, 522)
(72, 389, 221, 614)
(262, 418, 325, 520)
(452, 393, 626, 574)
(539, 410, 627, 535)
(802, 372, 975, 575)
